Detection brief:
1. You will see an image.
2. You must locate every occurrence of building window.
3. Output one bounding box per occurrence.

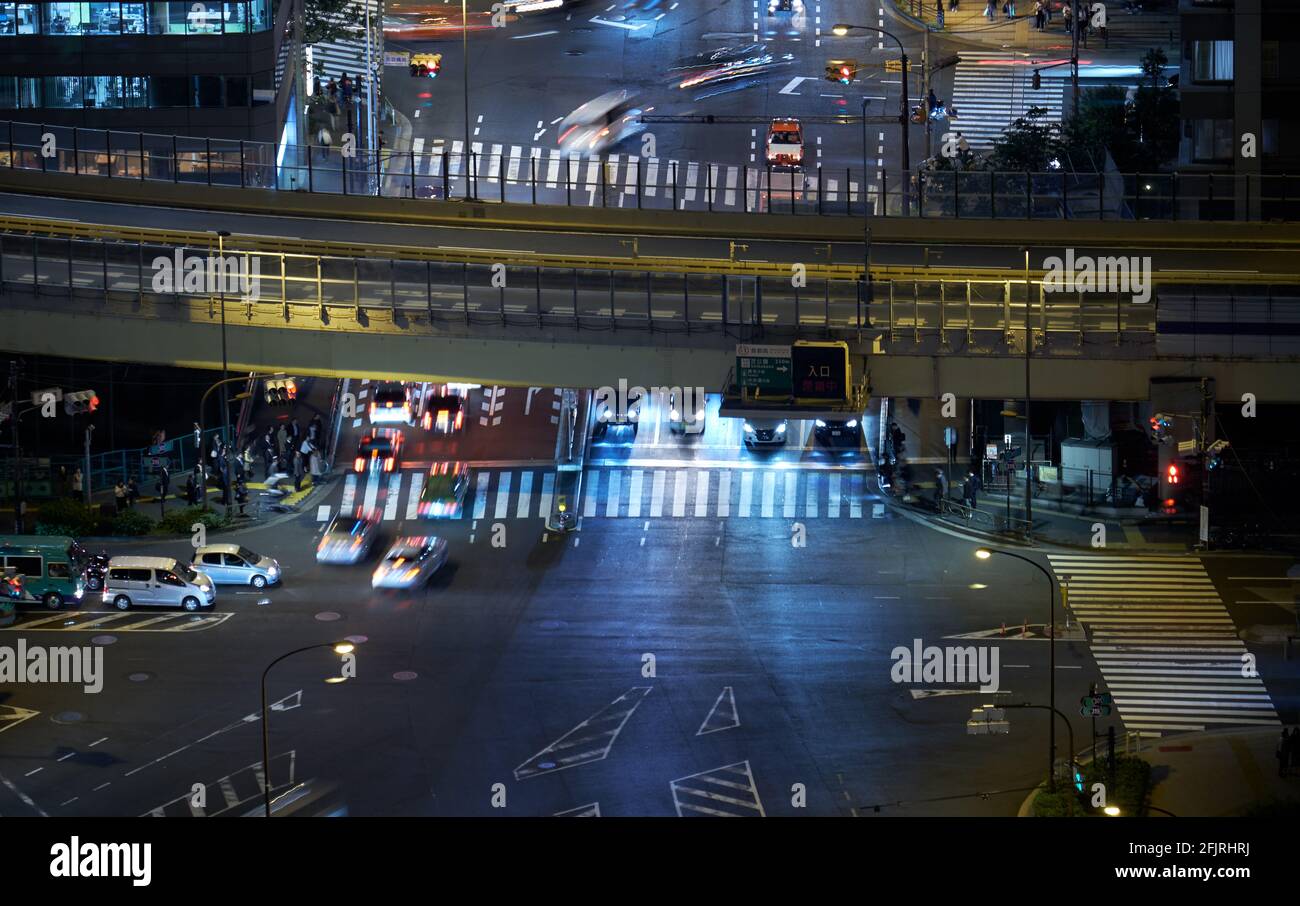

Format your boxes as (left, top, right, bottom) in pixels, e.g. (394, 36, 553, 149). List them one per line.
(86, 1, 120, 33)
(149, 73, 187, 106)
(185, 0, 220, 33)
(83, 74, 123, 106)
(193, 73, 222, 106)
(16, 3, 35, 30)
(121, 74, 146, 105)
(1191, 40, 1233, 83)
(225, 74, 248, 106)
(43, 74, 83, 106)
(222, 0, 244, 31)
(1262, 119, 1278, 158)
(0, 4, 15, 33)
(1192, 118, 1233, 162)
(248, 0, 264, 29)
(44, 2, 89, 33)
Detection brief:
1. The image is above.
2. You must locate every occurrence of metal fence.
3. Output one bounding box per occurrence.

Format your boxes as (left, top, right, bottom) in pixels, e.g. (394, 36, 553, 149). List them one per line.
(8, 230, 1299, 360)
(3, 119, 1296, 222)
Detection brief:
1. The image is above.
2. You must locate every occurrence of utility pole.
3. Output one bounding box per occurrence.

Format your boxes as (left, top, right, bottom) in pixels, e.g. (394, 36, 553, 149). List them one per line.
(1070, 0, 1080, 119)
(923, 26, 932, 163)
(83, 424, 93, 506)
(1024, 247, 1033, 536)
(9, 361, 23, 533)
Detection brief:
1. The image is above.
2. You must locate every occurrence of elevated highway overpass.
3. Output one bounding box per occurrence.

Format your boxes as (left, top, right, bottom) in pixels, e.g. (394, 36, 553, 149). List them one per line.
(3, 172, 1300, 401)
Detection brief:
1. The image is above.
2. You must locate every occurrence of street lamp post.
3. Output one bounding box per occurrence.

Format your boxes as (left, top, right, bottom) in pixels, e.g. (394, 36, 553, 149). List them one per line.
(832, 24, 910, 212)
(462, 0, 474, 200)
(215, 230, 232, 508)
(976, 547, 1059, 790)
(1024, 246, 1033, 536)
(260, 640, 355, 817)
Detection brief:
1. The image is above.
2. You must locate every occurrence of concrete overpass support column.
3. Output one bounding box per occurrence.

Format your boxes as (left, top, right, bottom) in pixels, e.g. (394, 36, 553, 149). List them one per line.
(1235, 0, 1263, 221)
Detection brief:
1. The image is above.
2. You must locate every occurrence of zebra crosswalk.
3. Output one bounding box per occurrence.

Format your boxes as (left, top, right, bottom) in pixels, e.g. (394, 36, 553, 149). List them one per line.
(1047, 554, 1278, 736)
(950, 52, 1065, 150)
(328, 466, 880, 524)
(406, 137, 861, 212)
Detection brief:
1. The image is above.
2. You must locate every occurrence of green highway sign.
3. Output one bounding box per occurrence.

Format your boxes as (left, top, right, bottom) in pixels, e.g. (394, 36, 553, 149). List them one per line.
(736, 344, 792, 392)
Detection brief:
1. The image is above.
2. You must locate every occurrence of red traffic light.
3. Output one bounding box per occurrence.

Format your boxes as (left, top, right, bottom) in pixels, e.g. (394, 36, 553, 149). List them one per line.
(1166, 463, 1180, 484)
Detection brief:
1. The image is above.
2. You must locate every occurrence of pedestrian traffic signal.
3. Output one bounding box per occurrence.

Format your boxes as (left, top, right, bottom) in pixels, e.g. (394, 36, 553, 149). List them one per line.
(264, 378, 297, 406)
(1032, 69, 1042, 91)
(825, 59, 857, 84)
(1166, 462, 1180, 485)
(63, 389, 99, 415)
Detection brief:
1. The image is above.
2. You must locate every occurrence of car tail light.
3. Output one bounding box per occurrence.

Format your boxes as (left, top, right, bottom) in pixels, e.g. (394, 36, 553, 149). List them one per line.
(384, 457, 395, 472)
(354, 457, 364, 472)
(454, 410, 464, 430)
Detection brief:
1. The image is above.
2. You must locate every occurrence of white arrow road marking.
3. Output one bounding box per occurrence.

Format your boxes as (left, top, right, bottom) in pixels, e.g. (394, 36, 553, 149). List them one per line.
(779, 76, 811, 95)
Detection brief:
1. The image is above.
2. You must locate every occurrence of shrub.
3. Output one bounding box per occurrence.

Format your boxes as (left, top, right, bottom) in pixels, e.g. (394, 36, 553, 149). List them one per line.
(110, 510, 155, 536)
(34, 498, 100, 536)
(157, 506, 229, 536)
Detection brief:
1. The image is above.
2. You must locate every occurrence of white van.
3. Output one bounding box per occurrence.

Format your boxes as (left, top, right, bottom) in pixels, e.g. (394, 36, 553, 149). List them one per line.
(102, 556, 216, 612)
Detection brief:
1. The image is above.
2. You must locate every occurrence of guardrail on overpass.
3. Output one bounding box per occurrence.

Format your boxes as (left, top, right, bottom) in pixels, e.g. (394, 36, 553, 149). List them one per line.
(3, 119, 1297, 223)
(4, 217, 1300, 401)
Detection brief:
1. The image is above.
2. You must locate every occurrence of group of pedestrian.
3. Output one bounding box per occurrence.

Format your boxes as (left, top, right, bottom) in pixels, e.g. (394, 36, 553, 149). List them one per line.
(983, 0, 1015, 19)
(1031, 0, 1054, 29)
(112, 477, 140, 513)
(1278, 727, 1300, 777)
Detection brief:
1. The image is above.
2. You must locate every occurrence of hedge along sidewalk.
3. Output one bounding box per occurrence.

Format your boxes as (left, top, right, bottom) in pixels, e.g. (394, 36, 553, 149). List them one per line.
(1019, 726, 1300, 817)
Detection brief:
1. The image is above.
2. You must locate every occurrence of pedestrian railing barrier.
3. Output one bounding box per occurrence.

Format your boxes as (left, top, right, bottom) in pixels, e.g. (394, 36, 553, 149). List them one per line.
(2, 119, 1296, 223)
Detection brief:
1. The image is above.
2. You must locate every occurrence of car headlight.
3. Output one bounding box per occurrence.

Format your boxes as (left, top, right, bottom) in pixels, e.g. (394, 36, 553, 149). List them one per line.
(776, 423, 787, 434)
(815, 419, 826, 428)
(743, 422, 755, 433)
(846, 419, 858, 429)
(268, 565, 280, 576)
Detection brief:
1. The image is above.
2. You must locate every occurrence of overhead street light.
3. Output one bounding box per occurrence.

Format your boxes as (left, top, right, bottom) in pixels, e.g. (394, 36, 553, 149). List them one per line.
(975, 547, 1060, 791)
(260, 640, 357, 817)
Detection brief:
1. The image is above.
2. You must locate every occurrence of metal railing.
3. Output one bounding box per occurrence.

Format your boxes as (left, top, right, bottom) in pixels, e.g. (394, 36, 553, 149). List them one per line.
(7, 229, 1300, 361)
(3, 119, 1297, 222)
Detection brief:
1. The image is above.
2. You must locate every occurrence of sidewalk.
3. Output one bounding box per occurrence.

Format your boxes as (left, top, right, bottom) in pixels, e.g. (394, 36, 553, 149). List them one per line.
(1019, 727, 1300, 816)
(887, 0, 1178, 57)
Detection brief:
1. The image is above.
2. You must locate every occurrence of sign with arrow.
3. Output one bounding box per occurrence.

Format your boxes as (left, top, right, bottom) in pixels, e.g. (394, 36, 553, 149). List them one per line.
(736, 344, 792, 393)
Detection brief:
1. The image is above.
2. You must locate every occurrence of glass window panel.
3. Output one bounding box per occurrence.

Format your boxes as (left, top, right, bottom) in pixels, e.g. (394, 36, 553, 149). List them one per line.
(120, 0, 142, 29)
(0, 76, 17, 109)
(87, 1, 120, 32)
(1192, 40, 1233, 82)
(194, 74, 221, 107)
(222, 0, 244, 31)
(123, 74, 147, 106)
(43, 75, 83, 107)
(16, 3, 36, 31)
(185, 0, 220, 33)
(248, 0, 264, 28)
(45, 2, 89, 33)
(17, 76, 38, 107)
(225, 74, 248, 106)
(150, 74, 188, 106)
(0, 4, 16, 35)
(83, 75, 123, 107)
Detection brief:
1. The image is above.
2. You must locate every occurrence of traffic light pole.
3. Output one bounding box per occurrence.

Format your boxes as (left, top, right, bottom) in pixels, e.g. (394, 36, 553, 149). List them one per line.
(198, 373, 272, 513)
(1071, 0, 1080, 120)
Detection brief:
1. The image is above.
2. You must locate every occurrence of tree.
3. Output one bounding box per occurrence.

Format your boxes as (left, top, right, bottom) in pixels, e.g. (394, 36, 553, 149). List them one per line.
(990, 106, 1064, 172)
(303, 0, 356, 46)
(1060, 86, 1130, 169)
